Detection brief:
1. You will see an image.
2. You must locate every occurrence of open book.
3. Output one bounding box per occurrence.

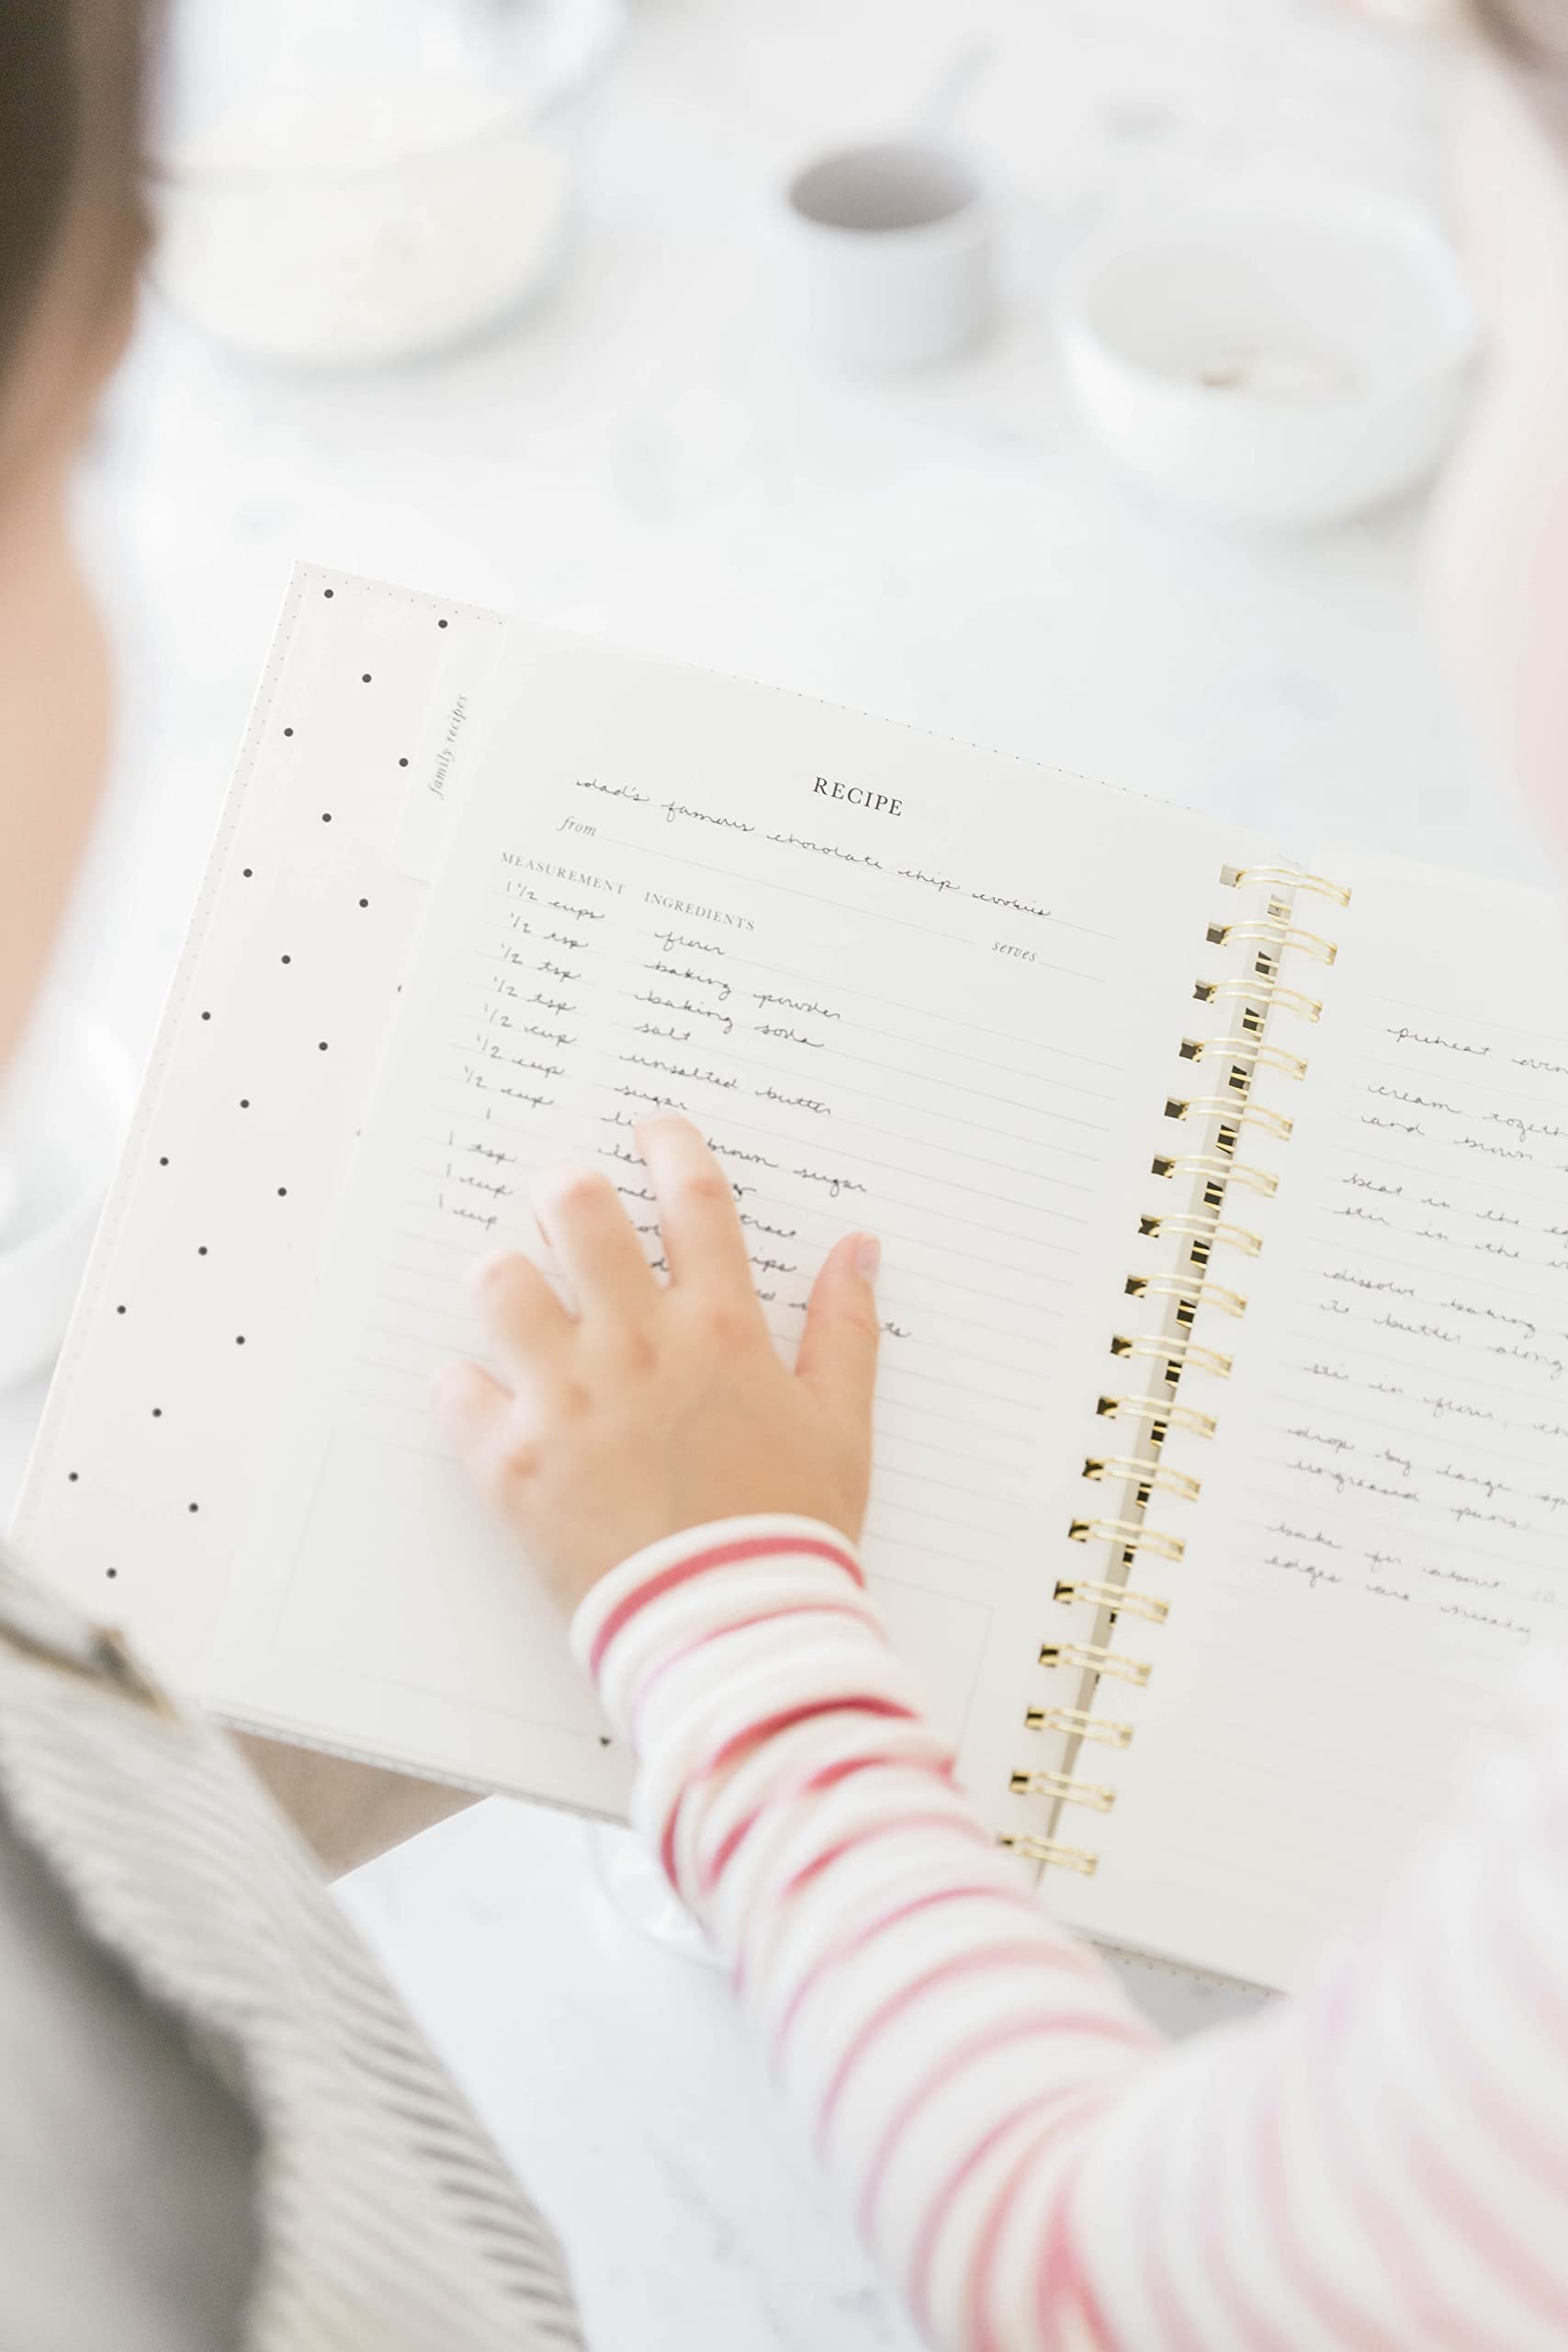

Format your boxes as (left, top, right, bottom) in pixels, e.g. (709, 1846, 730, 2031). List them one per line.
(17, 564, 1568, 1996)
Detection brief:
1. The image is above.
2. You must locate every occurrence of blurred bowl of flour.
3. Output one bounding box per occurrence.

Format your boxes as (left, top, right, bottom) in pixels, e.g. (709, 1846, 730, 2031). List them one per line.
(150, 0, 624, 368)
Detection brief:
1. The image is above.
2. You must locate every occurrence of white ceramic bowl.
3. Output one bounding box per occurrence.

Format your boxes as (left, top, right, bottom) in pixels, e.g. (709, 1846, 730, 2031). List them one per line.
(0, 1003, 137, 1389)
(1055, 180, 1480, 528)
(151, 0, 625, 368)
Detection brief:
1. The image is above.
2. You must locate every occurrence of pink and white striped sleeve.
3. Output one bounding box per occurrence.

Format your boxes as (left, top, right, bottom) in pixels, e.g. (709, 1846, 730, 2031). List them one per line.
(571, 1514, 1568, 2352)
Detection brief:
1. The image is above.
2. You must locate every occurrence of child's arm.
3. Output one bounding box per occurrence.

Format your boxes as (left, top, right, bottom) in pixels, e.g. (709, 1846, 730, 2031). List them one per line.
(572, 1512, 1165, 2347)
(439, 1112, 1568, 2350)
(570, 1510, 1568, 2348)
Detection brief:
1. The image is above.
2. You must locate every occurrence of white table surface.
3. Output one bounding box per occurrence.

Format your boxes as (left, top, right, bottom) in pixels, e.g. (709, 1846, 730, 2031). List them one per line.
(3, 3, 1548, 2344)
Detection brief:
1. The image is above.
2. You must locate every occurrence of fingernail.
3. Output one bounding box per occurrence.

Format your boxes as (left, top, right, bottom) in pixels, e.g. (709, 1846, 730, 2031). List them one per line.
(466, 1247, 514, 1291)
(636, 1104, 692, 1129)
(855, 1233, 881, 1281)
(530, 1160, 590, 1204)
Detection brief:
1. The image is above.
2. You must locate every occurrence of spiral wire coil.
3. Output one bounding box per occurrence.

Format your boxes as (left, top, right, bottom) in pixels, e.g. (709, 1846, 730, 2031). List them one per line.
(1000, 864, 1349, 1878)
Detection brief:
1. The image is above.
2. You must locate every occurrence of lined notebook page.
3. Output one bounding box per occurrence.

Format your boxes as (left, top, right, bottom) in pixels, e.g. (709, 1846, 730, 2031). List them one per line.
(207, 628, 1248, 1817)
(1063, 859, 1568, 1991)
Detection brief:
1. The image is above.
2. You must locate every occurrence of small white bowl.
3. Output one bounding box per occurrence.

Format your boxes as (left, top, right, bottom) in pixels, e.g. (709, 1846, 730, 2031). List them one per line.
(1055, 179, 1479, 527)
(0, 1002, 137, 1389)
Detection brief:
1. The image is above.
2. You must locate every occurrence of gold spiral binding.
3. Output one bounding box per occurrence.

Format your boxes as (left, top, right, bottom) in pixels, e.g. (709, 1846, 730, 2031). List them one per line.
(1039, 1639, 1152, 1687)
(1025, 1702, 1133, 1747)
(1054, 1577, 1169, 1623)
(999, 1836, 1099, 1877)
(1066, 1517, 1186, 1563)
(1082, 1455, 1201, 1502)
(1009, 1768, 1118, 1811)
(1193, 976, 1323, 1023)
(1151, 1150, 1277, 1198)
(1096, 1393, 1218, 1441)
(1138, 1213, 1263, 1260)
(1180, 1035, 1309, 1082)
(1125, 1271, 1248, 1320)
(1166, 1094, 1293, 1142)
(1110, 1331, 1234, 1381)
(1224, 863, 1352, 908)
(1011, 860, 1343, 1881)
(1207, 918, 1337, 967)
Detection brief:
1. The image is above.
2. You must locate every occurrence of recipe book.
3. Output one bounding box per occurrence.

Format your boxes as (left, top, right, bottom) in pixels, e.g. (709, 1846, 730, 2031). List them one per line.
(18, 563, 1568, 1996)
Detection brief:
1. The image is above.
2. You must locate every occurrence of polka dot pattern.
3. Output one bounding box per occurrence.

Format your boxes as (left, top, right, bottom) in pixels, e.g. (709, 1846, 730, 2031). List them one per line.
(16, 567, 507, 1623)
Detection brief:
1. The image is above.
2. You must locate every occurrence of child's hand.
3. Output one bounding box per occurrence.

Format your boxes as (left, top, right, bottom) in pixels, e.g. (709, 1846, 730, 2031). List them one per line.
(433, 1111, 882, 1613)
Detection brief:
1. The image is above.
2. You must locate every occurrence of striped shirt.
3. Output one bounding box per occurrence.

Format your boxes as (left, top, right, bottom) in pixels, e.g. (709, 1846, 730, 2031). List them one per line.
(572, 1513, 1568, 2352)
(0, 1549, 584, 2352)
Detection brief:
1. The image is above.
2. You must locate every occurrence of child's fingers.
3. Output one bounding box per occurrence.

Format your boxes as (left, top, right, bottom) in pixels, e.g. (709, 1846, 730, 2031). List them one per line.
(636, 1111, 759, 1301)
(796, 1231, 881, 1425)
(532, 1164, 656, 1317)
(431, 1358, 512, 1470)
(466, 1246, 574, 1383)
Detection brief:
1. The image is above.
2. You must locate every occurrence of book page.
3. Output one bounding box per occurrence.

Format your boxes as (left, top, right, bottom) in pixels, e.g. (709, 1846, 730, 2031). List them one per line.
(207, 627, 1249, 1817)
(1063, 859, 1568, 1990)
